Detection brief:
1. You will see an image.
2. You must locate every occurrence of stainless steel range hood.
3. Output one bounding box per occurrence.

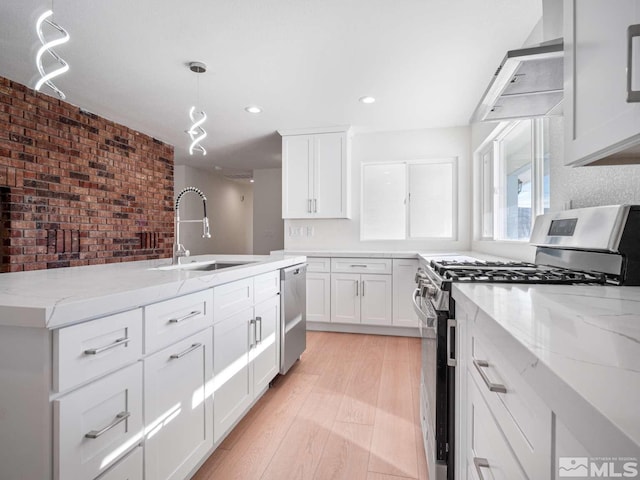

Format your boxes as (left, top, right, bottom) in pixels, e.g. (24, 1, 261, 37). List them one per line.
(470, 39, 563, 123)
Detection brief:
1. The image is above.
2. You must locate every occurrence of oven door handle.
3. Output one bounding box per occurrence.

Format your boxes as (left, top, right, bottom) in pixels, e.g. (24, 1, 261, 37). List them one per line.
(447, 319, 457, 367)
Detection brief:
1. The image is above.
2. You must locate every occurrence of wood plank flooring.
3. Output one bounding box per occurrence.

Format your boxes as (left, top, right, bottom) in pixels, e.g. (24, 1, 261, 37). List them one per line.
(193, 331, 428, 480)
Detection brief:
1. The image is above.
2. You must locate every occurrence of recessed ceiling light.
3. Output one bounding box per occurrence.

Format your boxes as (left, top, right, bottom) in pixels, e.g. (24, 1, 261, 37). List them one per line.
(249, 179, 255, 183)
(359, 96, 376, 104)
(245, 106, 262, 114)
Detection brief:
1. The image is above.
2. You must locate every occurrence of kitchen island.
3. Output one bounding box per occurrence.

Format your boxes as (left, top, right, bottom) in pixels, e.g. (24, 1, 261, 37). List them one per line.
(453, 283, 640, 479)
(0, 253, 305, 480)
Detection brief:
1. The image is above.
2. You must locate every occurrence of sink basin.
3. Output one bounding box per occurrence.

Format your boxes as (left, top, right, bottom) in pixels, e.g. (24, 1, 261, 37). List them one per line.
(150, 260, 258, 271)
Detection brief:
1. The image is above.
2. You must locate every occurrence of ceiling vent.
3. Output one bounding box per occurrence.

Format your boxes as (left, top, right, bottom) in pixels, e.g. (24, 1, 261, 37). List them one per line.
(470, 38, 563, 123)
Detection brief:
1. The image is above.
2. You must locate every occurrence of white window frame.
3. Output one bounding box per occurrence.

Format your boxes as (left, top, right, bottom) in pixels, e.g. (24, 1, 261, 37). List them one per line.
(360, 157, 458, 241)
(475, 118, 548, 242)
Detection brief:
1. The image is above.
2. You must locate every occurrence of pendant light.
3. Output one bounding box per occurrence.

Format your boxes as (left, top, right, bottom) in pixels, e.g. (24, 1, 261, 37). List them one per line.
(187, 62, 208, 156)
(35, 2, 70, 99)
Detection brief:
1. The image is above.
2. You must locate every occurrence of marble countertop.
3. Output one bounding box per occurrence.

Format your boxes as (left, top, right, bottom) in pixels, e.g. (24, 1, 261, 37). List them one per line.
(452, 283, 640, 452)
(275, 249, 513, 262)
(0, 254, 306, 329)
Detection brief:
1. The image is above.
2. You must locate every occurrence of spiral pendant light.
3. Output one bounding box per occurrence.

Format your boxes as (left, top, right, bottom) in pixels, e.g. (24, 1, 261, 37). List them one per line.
(187, 62, 208, 156)
(35, 8, 70, 99)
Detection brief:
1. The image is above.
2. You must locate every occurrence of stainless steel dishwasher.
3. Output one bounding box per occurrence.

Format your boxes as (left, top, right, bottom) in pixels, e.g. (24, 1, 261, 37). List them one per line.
(280, 264, 307, 374)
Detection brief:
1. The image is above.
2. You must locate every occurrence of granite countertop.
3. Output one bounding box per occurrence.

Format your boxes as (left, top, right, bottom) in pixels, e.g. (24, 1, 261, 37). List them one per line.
(0, 254, 306, 329)
(452, 283, 640, 452)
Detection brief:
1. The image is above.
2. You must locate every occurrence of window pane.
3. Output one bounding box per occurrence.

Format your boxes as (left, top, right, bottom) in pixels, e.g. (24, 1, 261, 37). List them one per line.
(409, 161, 454, 238)
(361, 163, 406, 240)
(501, 120, 532, 240)
(481, 150, 493, 238)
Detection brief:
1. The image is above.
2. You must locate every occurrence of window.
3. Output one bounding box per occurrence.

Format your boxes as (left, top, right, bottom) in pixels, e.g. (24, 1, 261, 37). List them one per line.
(477, 118, 550, 241)
(361, 158, 457, 240)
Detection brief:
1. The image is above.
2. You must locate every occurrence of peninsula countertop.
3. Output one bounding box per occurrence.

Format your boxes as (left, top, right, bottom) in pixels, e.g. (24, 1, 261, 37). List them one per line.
(0, 254, 306, 329)
(452, 283, 640, 453)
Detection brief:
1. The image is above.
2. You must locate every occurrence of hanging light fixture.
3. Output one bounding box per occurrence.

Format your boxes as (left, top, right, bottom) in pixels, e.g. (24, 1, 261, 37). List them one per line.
(187, 62, 207, 156)
(35, 6, 70, 99)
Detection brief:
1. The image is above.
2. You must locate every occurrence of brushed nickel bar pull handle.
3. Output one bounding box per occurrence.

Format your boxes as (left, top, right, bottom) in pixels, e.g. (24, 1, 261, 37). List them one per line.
(170, 343, 202, 360)
(168, 310, 201, 324)
(350, 264, 368, 268)
(256, 316, 263, 343)
(308, 199, 312, 213)
(627, 24, 640, 102)
(84, 337, 130, 355)
(447, 319, 457, 367)
(361, 280, 365, 296)
(85, 411, 130, 439)
(473, 457, 490, 480)
(355, 280, 359, 297)
(313, 198, 317, 213)
(250, 319, 256, 348)
(473, 359, 507, 393)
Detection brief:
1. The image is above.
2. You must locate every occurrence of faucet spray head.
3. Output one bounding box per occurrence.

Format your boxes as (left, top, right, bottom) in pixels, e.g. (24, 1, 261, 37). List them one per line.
(202, 217, 211, 238)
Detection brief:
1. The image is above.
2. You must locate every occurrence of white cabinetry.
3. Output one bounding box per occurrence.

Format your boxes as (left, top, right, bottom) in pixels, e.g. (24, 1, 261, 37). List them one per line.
(564, 0, 640, 165)
(306, 257, 331, 324)
(280, 128, 351, 219)
(213, 271, 281, 443)
(330, 258, 393, 326)
(392, 259, 419, 328)
(144, 328, 213, 480)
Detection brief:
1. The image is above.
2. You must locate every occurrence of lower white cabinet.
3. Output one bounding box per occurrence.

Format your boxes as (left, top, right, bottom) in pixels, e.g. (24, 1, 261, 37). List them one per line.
(306, 272, 331, 323)
(98, 446, 143, 480)
(392, 259, 419, 328)
(252, 295, 280, 393)
(330, 272, 392, 325)
(144, 328, 213, 480)
(465, 374, 528, 480)
(213, 273, 281, 443)
(55, 362, 144, 480)
(213, 306, 254, 443)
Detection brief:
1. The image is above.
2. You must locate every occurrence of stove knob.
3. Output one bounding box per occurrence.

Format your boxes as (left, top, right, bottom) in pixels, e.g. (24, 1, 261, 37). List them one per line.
(420, 285, 436, 298)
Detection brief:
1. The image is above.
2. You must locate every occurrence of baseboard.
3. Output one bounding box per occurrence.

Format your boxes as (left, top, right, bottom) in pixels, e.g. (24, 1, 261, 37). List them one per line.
(307, 321, 420, 338)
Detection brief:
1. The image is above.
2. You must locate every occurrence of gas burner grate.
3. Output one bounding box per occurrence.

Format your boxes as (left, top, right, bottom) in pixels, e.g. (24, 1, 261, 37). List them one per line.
(430, 260, 537, 276)
(441, 267, 607, 284)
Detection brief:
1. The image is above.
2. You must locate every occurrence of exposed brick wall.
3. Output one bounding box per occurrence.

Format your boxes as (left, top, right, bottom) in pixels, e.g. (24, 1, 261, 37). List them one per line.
(0, 77, 174, 272)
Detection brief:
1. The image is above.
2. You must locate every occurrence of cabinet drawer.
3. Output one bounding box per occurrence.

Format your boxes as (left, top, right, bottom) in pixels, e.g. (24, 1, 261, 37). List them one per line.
(55, 362, 143, 480)
(469, 322, 552, 480)
(307, 257, 331, 273)
(466, 373, 527, 480)
(145, 290, 213, 353)
(331, 257, 392, 274)
(214, 277, 254, 322)
(254, 270, 280, 305)
(53, 309, 142, 393)
(97, 446, 142, 480)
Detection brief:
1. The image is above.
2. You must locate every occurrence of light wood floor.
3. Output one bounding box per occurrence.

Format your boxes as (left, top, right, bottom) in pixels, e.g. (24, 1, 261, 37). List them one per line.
(193, 331, 428, 480)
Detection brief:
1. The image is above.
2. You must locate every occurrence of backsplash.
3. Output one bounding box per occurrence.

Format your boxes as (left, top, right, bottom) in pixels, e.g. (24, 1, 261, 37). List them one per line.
(0, 77, 174, 272)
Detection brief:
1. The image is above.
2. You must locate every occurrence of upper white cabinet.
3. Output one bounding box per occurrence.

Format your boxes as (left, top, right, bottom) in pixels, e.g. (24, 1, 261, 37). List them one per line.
(564, 0, 640, 165)
(280, 127, 351, 219)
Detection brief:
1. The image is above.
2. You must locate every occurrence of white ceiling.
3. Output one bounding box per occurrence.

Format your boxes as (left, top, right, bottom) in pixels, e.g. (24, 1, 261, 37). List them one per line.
(0, 0, 541, 173)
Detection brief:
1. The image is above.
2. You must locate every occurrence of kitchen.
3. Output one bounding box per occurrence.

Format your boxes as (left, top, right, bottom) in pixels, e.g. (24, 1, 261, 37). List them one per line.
(1, 1, 639, 480)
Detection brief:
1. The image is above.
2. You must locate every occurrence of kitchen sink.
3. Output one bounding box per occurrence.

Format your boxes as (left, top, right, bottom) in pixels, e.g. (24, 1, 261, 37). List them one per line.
(150, 260, 258, 271)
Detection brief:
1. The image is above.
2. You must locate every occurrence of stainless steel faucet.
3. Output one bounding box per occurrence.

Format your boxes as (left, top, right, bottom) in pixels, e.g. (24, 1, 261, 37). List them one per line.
(173, 187, 211, 264)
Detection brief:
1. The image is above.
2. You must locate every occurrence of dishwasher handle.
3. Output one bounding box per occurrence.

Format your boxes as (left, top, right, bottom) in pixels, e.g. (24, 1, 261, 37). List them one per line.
(281, 263, 308, 280)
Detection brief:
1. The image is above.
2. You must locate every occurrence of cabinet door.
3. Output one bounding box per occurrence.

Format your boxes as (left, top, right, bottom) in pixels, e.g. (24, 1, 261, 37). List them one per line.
(360, 274, 392, 326)
(564, 0, 640, 165)
(252, 295, 280, 393)
(466, 375, 528, 480)
(313, 132, 350, 218)
(282, 135, 313, 218)
(144, 329, 213, 480)
(392, 259, 420, 328)
(213, 307, 253, 443)
(331, 273, 361, 324)
(307, 272, 331, 323)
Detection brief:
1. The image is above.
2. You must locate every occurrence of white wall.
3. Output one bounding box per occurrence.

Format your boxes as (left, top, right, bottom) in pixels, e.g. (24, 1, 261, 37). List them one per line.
(284, 126, 472, 252)
(252, 168, 284, 254)
(174, 165, 253, 255)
